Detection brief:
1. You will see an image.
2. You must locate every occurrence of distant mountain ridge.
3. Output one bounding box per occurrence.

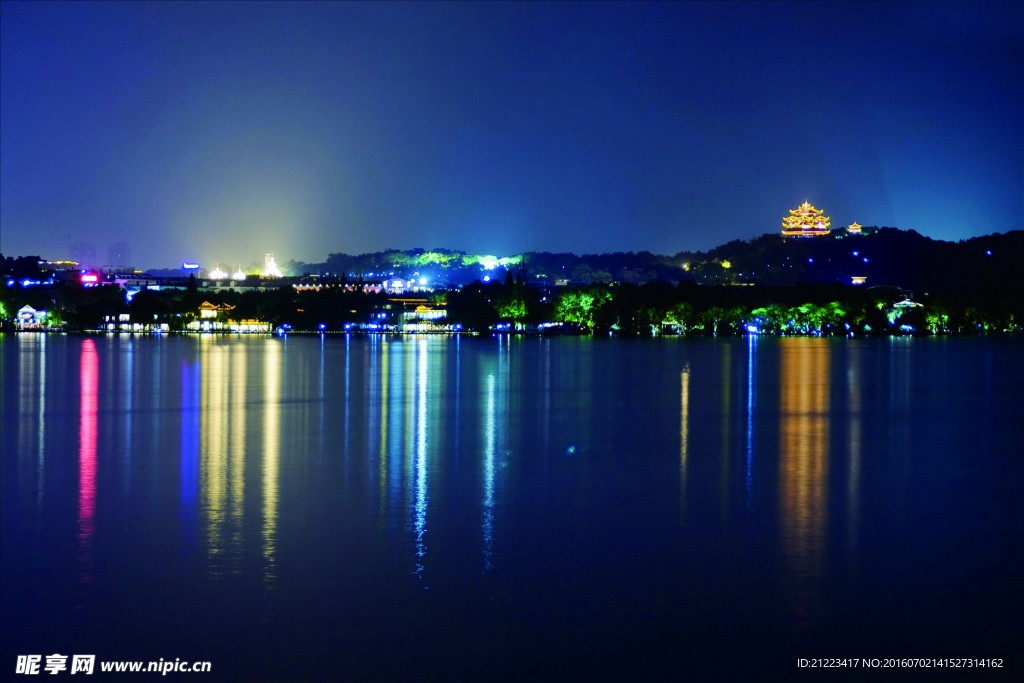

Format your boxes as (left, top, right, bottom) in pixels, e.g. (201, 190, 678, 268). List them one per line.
(272, 228, 1022, 294)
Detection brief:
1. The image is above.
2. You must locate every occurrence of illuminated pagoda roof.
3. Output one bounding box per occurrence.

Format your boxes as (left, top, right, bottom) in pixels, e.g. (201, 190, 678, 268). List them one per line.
(209, 263, 228, 279)
(782, 200, 831, 237)
(847, 221, 862, 234)
(199, 301, 235, 312)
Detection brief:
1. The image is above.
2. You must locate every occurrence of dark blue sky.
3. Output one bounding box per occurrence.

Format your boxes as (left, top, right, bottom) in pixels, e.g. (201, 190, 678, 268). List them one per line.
(2, 1, 1021, 268)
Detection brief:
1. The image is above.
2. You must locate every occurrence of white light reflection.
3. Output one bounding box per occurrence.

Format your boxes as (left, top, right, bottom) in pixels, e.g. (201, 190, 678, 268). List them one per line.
(414, 339, 428, 579)
(483, 373, 496, 570)
(746, 335, 756, 510)
(847, 343, 862, 556)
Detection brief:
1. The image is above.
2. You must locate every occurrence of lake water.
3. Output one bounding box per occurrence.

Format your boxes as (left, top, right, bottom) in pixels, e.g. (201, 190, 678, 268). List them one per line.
(2, 334, 1021, 679)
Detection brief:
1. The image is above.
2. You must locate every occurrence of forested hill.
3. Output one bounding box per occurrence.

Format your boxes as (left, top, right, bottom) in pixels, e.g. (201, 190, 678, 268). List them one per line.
(288, 229, 1022, 294)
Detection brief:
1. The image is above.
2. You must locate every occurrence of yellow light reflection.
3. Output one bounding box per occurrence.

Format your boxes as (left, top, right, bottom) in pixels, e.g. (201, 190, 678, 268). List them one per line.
(680, 366, 690, 521)
(201, 340, 229, 579)
(262, 339, 281, 588)
(779, 339, 830, 622)
(229, 343, 247, 576)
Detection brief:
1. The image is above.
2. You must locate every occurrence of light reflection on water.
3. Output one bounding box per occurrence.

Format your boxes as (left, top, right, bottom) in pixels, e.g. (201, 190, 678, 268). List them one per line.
(779, 339, 830, 628)
(77, 339, 97, 588)
(1, 334, 1021, 679)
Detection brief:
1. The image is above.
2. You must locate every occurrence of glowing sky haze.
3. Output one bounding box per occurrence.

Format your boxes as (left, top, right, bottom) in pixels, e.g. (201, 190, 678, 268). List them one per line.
(1, 1, 1021, 268)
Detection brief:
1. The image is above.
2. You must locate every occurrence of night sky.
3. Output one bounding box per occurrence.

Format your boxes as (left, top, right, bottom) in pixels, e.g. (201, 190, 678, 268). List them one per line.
(1, 1, 1021, 268)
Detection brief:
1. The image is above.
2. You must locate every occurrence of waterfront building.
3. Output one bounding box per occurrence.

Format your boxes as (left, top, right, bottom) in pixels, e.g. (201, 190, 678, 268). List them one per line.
(186, 317, 270, 333)
(103, 313, 169, 333)
(16, 305, 48, 330)
(403, 304, 447, 322)
(781, 201, 831, 237)
(187, 302, 270, 333)
(199, 301, 236, 319)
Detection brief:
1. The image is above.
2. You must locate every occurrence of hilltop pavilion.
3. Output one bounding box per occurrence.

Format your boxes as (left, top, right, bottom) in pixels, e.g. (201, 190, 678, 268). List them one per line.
(781, 201, 831, 237)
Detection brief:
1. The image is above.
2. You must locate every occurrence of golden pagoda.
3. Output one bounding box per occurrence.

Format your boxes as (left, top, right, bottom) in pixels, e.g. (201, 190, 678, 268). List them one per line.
(847, 221, 862, 234)
(781, 201, 831, 237)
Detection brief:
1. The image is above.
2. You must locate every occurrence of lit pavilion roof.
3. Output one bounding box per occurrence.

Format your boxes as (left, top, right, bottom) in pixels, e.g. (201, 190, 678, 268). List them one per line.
(782, 201, 831, 236)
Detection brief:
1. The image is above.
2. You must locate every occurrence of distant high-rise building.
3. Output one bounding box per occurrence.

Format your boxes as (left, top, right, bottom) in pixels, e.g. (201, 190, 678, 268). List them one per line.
(70, 242, 98, 268)
(108, 242, 131, 267)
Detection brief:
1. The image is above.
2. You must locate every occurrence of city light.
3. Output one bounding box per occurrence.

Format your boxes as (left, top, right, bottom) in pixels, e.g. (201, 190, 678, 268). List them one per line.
(262, 254, 283, 278)
(232, 266, 246, 281)
(81, 274, 98, 283)
(209, 264, 228, 279)
(419, 277, 427, 285)
(483, 275, 491, 282)
(182, 262, 201, 270)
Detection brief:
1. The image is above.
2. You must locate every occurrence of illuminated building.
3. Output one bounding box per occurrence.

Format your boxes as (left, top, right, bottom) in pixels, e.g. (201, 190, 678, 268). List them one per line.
(189, 301, 269, 332)
(209, 263, 228, 280)
(781, 201, 831, 237)
(383, 277, 433, 295)
(232, 265, 246, 281)
(199, 301, 235, 319)
(404, 305, 447, 321)
(851, 276, 867, 285)
(103, 313, 169, 333)
(16, 305, 48, 330)
(38, 260, 79, 273)
(262, 253, 283, 278)
(847, 221, 862, 235)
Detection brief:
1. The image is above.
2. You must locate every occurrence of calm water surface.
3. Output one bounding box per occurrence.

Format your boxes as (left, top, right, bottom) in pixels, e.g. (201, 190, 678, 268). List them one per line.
(2, 334, 1021, 679)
